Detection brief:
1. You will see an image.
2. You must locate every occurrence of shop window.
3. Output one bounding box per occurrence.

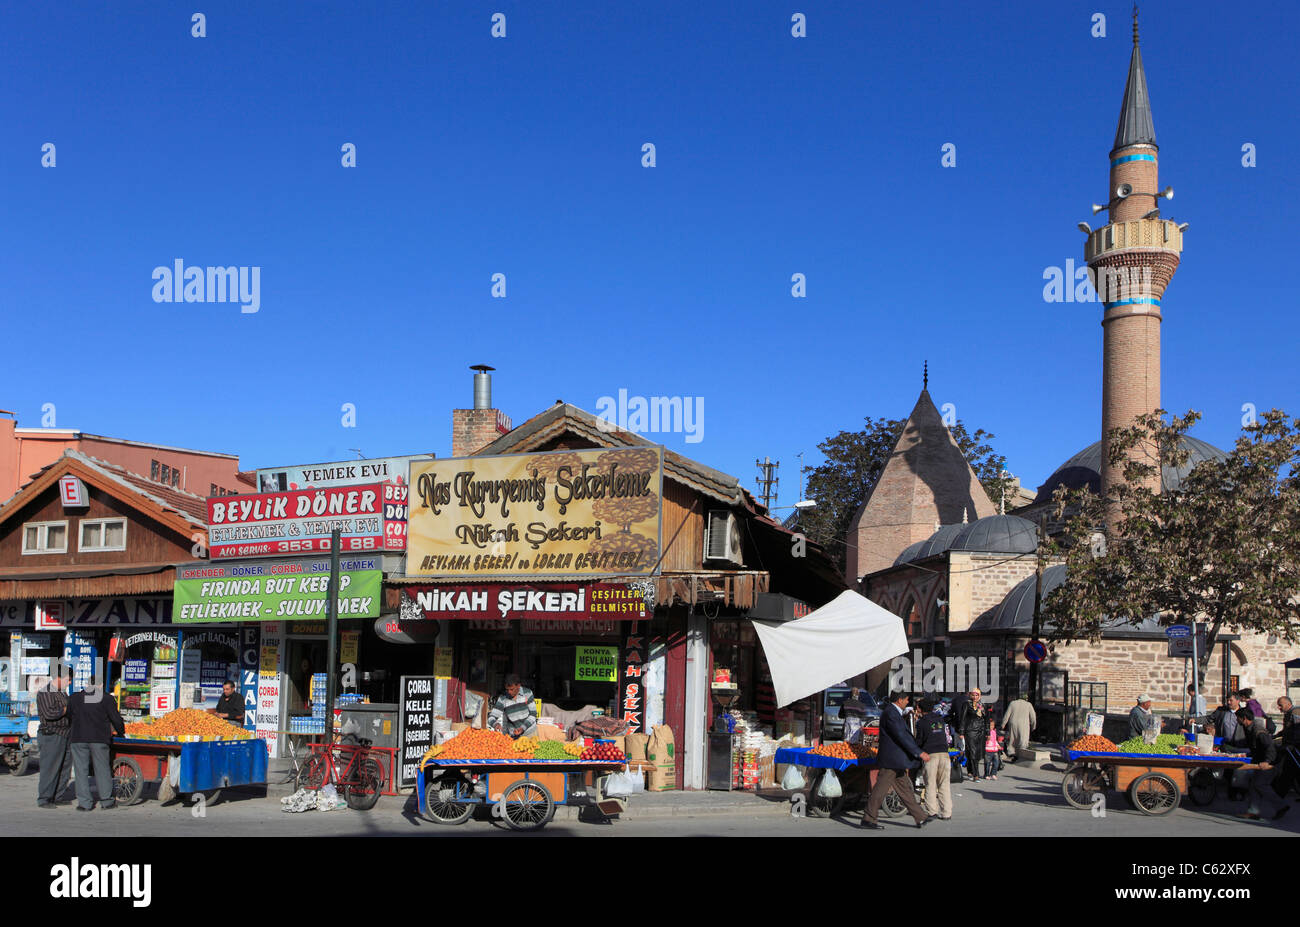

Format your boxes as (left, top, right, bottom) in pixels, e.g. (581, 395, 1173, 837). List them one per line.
(79, 518, 127, 552)
(22, 520, 67, 554)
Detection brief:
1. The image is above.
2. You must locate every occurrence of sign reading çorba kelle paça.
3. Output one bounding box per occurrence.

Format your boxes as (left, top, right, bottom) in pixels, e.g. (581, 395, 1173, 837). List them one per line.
(406, 447, 664, 577)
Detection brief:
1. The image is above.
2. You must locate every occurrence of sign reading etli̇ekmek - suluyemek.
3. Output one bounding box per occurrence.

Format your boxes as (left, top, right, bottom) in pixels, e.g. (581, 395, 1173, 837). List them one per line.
(173, 556, 382, 623)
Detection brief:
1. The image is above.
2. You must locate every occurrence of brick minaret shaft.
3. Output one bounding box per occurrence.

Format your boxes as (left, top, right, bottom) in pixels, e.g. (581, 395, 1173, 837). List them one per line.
(1085, 10, 1184, 520)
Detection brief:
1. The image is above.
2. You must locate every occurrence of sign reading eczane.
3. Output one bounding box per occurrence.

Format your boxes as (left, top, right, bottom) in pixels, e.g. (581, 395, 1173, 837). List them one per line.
(406, 447, 664, 577)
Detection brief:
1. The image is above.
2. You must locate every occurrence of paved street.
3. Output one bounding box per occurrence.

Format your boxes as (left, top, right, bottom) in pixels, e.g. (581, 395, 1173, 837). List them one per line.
(4, 758, 1296, 837)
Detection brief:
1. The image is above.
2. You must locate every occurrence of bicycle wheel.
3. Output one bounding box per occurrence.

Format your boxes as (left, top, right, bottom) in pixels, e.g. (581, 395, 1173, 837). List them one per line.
(880, 790, 905, 817)
(296, 752, 328, 791)
(1129, 772, 1179, 816)
(344, 756, 386, 811)
(1061, 764, 1106, 810)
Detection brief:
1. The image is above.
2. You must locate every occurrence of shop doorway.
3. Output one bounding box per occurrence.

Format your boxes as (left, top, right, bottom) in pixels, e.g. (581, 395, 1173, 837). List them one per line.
(285, 637, 327, 720)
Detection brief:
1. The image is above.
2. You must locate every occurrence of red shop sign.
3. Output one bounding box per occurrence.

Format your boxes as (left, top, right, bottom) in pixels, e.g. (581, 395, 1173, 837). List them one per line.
(408, 582, 648, 623)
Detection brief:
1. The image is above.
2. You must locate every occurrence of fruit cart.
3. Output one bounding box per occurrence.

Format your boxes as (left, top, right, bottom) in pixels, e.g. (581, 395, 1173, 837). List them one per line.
(416, 757, 630, 831)
(109, 736, 269, 807)
(1060, 749, 1253, 816)
(0, 694, 37, 776)
(777, 745, 965, 817)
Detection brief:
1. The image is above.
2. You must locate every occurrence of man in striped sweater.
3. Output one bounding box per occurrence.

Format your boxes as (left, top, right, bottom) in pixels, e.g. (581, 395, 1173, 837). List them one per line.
(36, 670, 73, 808)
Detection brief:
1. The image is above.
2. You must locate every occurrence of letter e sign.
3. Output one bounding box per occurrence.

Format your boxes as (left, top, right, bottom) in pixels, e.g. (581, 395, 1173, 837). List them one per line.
(60, 475, 88, 507)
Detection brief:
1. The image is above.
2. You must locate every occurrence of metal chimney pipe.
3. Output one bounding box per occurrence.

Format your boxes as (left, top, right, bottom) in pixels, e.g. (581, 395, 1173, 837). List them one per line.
(470, 365, 494, 410)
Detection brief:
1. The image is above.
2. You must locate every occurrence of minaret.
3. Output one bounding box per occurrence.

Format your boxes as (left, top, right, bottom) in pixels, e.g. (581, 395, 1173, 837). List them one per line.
(1085, 7, 1184, 517)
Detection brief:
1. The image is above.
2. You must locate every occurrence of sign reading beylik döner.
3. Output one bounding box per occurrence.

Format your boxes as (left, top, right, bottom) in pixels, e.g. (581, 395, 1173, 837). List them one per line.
(406, 447, 663, 577)
(206, 485, 390, 559)
(174, 556, 382, 623)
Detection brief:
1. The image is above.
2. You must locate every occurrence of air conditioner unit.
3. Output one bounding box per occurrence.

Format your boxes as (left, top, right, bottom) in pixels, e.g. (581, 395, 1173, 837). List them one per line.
(704, 510, 744, 566)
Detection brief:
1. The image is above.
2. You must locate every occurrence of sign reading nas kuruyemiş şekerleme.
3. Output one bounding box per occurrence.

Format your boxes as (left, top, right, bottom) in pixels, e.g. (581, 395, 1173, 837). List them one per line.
(406, 447, 664, 577)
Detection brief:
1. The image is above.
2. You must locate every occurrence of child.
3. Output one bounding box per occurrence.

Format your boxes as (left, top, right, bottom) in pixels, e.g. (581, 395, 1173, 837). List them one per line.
(984, 718, 1001, 780)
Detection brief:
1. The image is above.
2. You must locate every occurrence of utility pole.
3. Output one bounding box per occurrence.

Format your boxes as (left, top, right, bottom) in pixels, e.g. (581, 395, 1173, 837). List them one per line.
(755, 457, 779, 511)
(325, 528, 341, 742)
(1028, 514, 1046, 705)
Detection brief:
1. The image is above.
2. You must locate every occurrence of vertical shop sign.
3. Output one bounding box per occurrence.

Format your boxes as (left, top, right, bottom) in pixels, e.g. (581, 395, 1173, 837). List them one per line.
(340, 631, 359, 665)
(621, 633, 645, 734)
(240, 626, 260, 731)
(398, 675, 437, 789)
(63, 631, 97, 692)
(257, 623, 283, 758)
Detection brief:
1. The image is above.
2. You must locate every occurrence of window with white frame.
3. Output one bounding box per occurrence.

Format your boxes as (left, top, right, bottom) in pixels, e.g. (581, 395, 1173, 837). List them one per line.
(22, 521, 68, 554)
(79, 518, 127, 552)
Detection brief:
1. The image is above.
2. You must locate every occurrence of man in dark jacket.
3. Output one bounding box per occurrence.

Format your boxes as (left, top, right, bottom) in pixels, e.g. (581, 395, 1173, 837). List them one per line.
(36, 670, 73, 808)
(915, 698, 952, 820)
(68, 684, 126, 811)
(861, 692, 932, 830)
(1231, 708, 1288, 822)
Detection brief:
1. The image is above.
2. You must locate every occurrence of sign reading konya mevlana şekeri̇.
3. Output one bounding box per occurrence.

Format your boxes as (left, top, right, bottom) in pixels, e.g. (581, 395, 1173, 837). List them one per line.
(206, 484, 392, 559)
(406, 446, 664, 577)
(174, 556, 382, 622)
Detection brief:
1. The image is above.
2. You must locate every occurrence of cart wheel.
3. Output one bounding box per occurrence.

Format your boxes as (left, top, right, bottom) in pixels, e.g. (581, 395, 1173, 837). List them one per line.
(424, 777, 476, 825)
(499, 780, 555, 832)
(296, 753, 328, 791)
(4, 750, 30, 777)
(808, 792, 845, 818)
(1129, 772, 1179, 816)
(112, 756, 145, 806)
(880, 790, 905, 817)
(1061, 764, 1107, 810)
(1188, 769, 1217, 807)
(344, 756, 386, 811)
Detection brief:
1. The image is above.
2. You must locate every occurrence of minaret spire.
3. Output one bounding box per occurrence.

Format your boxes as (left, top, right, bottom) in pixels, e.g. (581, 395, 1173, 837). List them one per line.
(1113, 4, 1156, 152)
(923, 360, 928, 391)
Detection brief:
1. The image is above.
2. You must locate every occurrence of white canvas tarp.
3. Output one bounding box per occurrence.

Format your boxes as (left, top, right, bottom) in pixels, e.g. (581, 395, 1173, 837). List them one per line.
(750, 590, 908, 708)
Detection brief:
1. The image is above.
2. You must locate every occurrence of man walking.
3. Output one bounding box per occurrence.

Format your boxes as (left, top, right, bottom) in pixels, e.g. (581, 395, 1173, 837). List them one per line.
(861, 692, 932, 830)
(36, 670, 73, 808)
(68, 682, 126, 811)
(915, 698, 951, 820)
(1000, 695, 1036, 763)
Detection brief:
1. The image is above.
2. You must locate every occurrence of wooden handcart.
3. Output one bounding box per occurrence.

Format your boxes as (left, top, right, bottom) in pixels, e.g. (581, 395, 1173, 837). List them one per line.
(109, 736, 269, 807)
(416, 757, 629, 831)
(776, 746, 966, 817)
(1061, 749, 1253, 816)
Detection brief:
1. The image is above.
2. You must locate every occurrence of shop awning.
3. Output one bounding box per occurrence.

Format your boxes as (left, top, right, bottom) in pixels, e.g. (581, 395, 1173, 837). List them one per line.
(750, 590, 908, 708)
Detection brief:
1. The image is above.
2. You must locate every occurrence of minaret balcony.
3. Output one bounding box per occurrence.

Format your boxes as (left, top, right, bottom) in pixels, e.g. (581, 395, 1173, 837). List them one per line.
(1085, 218, 1183, 264)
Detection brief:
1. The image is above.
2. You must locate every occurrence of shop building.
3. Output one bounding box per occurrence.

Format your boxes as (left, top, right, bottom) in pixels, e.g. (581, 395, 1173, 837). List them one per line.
(391, 376, 845, 789)
(0, 450, 246, 721)
(0, 411, 251, 505)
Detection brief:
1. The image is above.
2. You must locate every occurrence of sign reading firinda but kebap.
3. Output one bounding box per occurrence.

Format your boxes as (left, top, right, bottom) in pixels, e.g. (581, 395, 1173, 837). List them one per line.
(174, 556, 382, 623)
(406, 447, 664, 578)
(206, 484, 404, 559)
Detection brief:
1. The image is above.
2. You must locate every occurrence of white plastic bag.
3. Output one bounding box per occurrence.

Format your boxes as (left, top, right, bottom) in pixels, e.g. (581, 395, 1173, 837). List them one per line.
(781, 764, 806, 791)
(605, 771, 637, 797)
(817, 769, 843, 799)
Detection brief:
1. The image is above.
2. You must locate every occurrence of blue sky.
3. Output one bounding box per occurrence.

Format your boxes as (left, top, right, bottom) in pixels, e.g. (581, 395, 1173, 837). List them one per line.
(2, 1, 1295, 509)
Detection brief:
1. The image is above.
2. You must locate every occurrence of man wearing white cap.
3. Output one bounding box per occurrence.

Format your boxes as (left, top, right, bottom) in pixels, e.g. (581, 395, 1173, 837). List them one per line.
(1129, 695, 1155, 740)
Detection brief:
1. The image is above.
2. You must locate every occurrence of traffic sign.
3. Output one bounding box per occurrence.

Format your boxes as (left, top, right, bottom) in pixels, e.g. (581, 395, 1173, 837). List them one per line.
(1024, 640, 1048, 664)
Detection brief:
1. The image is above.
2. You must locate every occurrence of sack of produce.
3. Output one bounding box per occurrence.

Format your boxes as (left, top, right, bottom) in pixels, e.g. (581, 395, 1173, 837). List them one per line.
(625, 732, 650, 762)
(536, 723, 566, 742)
(647, 725, 676, 767)
(781, 764, 806, 791)
(817, 769, 843, 799)
(646, 764, 676, 791)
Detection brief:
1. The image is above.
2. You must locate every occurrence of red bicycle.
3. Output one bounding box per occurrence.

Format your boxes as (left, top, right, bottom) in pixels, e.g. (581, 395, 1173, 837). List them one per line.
(296, 735, 387, 810)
